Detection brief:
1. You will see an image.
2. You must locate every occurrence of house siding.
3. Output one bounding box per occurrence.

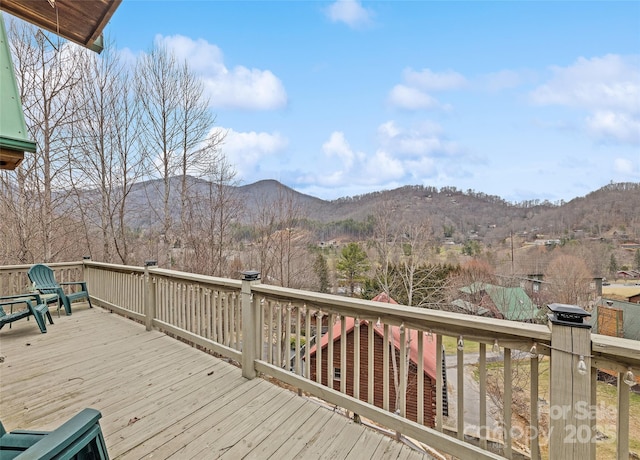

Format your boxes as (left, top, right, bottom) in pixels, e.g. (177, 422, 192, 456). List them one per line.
(309, 323, 436, 427)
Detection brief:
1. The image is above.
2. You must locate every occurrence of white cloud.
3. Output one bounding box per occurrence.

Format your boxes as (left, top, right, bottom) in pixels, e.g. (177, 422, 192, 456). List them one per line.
(480, 69, 526, 92)
(387, 85, 441, 110)
(377, 120, 456, 158)
(218, 128, 288, 178)
(613, 158, 636, 175)
(156, 34, 287, 110)
(388, 68, 466, 111)
(303, 121, 472, 191)
(322, 131, 363, 169)
(326, 0, 373, 28)
(530, 54, 640, 144)
(586, 111, 640, 144)
(403, 68, 467, 91)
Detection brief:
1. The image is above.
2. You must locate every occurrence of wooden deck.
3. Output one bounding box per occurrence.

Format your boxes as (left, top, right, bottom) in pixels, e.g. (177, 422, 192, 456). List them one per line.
(0, 304, 432, 459)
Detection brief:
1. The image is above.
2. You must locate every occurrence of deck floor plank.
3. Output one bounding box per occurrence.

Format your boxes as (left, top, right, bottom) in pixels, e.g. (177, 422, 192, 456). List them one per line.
(0, 306, 431, 459)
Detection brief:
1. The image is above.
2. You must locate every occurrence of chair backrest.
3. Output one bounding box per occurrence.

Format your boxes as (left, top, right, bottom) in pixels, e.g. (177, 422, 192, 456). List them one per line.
(28, 264, 58, 292)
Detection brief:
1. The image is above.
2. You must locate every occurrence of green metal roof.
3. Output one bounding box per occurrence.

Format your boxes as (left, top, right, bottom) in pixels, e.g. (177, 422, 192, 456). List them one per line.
(460, 282, 541, 322)
(591, 299, 640, 340)
(0, 13, 36, 168)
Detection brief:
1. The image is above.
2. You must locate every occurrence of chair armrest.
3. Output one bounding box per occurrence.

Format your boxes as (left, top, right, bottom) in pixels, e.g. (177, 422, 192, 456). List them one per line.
(59, 282, 87, 288)
(0, 294, 41, 303)
(0, 298, 35, 308)
(13, 409, 103, 460)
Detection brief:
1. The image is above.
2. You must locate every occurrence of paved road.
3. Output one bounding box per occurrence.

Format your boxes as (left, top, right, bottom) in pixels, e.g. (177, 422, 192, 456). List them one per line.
(444, 353, 502, 438)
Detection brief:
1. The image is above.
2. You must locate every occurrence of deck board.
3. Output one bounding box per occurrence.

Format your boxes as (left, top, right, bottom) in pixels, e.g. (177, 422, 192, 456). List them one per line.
(0, 305, 432, 459)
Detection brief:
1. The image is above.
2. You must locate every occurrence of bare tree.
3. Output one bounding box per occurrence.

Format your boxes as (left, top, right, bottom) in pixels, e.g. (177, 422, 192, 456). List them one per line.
(176, 61, 218, 264)
(179, 151, 240, 277)
(68, 39, 145, 263)
(247, 185, 311, 288)
(135, 43, 212, 267)
(7, 21, 85, 262)
(544, 253, 593, 307)
(446, 259, 496, 313)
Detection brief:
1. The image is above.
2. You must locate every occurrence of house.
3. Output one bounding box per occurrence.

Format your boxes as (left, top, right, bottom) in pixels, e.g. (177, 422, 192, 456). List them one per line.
(590, 299, 640, 390)
(591, 299, 640, 341)
(603, 285, 640, 304)
(457, 282, 542, 322)
(308, 293, 443, 427)
(616, 270, 640, 280)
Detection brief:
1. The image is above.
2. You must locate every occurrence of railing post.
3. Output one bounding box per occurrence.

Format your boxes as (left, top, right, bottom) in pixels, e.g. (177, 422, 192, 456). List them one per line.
(144, 261, 157, 331)
(547, 303, 592, 460)
(241, 270, 261, 380)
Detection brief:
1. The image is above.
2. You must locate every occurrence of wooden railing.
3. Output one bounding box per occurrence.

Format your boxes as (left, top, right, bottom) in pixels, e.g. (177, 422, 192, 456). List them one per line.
(2, 261, 638, 460)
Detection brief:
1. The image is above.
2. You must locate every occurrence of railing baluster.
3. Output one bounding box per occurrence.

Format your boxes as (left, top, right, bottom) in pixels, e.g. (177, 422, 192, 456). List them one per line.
(276, 303, 282, 367)
(418, 330, 424, 425)
(354, 318, 360, 400)
(479, 342, 487, 450)
(503, 347, 512, 458)
(233, 292, 239, 349)
(257, 298, 264, 360)
(216, 292, 223, 343)
(530, 351, 539, 460)
(284, 304, 292, 368)
(304, 306, 311, 379)
(340, 316, 347, 394)
(399, 325, 407, 418)
(617, 371, 630, 460)
(328, 314, 334, 389)
(436, 333, 443, 432)
(367, 321, 374, 405)
(457, 337, 464, 441)
(267, 301, 273, 364)
(223, 293, 230, 347)
(383, 324, 389, 411)
(315, 311, 322, 384)
(295, 306, 301, 375)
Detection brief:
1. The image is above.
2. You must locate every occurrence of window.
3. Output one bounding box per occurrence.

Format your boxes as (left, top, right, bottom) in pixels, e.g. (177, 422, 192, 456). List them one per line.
(333, 367, 341, 380)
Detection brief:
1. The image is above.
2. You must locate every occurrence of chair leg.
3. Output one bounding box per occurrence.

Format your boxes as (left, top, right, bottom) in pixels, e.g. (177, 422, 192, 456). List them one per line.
(31, 308, 47, 333)
(62, 297, 72, 315)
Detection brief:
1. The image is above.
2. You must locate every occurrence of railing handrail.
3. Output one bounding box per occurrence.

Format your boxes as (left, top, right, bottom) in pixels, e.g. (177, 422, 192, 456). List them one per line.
(0, 261, 84, 272)
(251, 283, 552, 347)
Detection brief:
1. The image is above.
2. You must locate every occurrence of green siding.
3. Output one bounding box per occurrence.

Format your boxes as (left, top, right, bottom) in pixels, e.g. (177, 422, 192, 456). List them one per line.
(0, 13, 36, 154)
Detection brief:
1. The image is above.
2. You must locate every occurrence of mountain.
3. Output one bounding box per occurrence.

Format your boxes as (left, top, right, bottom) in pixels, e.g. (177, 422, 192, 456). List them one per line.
(121, 177, 640, 246)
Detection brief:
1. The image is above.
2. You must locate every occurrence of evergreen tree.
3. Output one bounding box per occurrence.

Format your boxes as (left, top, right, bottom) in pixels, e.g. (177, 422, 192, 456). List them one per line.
(313, 253, 330, 293)
(609, 254, 618, 278)
(336, 243, 370, 296)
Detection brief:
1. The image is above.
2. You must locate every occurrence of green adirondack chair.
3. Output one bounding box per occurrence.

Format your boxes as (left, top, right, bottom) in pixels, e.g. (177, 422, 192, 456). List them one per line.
(0, 294, 53, 333)
(0, 408, 109, 459)
(28, 264, 92, 316)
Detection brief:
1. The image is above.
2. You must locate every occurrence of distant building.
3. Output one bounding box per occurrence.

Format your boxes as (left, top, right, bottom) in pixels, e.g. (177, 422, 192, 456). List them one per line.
(590, 298, 640, 389)
(603, 285, 640, 304)
(457, 282, 542, 322)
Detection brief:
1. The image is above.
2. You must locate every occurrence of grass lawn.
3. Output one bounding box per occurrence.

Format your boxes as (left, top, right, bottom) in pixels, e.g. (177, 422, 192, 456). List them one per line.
(442, 335, 480, 354)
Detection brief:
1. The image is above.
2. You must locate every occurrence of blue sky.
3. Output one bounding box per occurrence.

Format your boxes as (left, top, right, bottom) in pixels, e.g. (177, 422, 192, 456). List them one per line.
(106, 0, 640, 203)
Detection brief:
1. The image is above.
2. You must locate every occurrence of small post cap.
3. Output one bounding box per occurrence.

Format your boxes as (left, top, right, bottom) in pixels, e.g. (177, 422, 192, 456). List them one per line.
(241, 270, 260, 281)
(547, 303, 591, 328)
(145, 260, 158, 267)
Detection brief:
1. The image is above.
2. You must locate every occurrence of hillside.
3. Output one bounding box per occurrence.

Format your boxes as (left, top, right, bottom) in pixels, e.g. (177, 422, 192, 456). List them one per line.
(119, 178, 640, 246)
